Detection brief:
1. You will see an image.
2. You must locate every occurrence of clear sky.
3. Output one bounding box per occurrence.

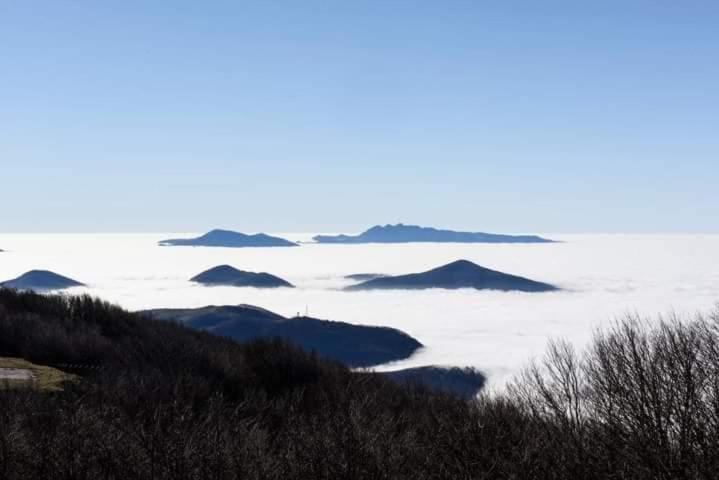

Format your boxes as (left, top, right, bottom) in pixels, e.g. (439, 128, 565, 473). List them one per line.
(1, 1, 717, 233)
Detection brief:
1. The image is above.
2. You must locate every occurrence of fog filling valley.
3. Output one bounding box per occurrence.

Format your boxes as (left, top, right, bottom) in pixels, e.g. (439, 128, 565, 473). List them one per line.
(2, 233, 718, 387)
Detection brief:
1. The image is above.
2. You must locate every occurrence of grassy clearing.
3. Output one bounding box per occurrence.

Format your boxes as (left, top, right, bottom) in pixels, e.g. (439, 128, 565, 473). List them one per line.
(0, 357, 79, 392)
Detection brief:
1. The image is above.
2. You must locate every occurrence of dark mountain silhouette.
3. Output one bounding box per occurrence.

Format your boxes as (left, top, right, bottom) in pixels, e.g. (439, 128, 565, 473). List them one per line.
(344, 273, 388, 281)
(191, 265, 293, 288)
(159, 229, 298, 247)
(346, 260, 558, 292)
(142, 305, 422, 368)
(314, 224, 554, 244)
(0, 270, 85, 291)
(381, 366, 486, 399)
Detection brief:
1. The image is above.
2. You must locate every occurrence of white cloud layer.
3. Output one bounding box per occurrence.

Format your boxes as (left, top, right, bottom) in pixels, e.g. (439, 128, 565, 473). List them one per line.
(1, 233, 718, 388)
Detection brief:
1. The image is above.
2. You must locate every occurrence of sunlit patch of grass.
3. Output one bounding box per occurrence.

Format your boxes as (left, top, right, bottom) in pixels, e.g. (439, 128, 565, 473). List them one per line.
(0, 357, 79, 392)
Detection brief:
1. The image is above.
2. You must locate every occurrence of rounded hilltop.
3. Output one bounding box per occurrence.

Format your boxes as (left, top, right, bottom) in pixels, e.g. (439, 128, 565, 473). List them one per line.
(346, 259, 559, 292)
(190, 265, 294, 288)
(0, 270, 85, 292)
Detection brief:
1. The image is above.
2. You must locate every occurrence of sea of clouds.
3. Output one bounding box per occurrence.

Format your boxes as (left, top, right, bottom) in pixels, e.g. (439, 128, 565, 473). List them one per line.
(1, 233, 718, 387)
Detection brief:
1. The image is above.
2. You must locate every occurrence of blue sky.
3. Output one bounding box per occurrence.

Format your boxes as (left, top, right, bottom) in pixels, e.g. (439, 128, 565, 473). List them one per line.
(1, 1, 717, 233)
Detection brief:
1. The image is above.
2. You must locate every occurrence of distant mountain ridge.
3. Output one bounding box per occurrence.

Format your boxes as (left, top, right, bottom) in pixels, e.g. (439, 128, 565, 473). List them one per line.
(344, 273, 388, 281)
(142, 304, 422, 368)
(314, 224, 554, 244)
(346, 259, 559, 292)
(0, 270, 85, 291)
(191, 265, 293, 288)
(159, 229, 298, 248)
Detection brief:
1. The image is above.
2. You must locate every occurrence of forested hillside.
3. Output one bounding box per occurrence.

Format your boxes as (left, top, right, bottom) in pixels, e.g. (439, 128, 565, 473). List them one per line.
(1, 288, 718, 479)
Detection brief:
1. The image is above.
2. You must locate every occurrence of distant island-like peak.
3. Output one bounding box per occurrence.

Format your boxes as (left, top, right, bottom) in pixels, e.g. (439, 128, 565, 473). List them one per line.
(313, 224, 554, 244)
(0, 270, 85, 292)
(159, 229, 298, 248)
(190, 265, 294, 288)
(346, 259, 559, 292)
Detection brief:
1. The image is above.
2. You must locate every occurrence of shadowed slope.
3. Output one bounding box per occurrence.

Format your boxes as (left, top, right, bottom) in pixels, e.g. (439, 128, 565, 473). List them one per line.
(381, 366, 486, 399)
(142, 305, 422, 368)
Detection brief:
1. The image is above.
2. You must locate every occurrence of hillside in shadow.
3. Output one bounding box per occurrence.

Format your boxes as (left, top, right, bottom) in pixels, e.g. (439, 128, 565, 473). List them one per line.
(142, 304, 422, 367)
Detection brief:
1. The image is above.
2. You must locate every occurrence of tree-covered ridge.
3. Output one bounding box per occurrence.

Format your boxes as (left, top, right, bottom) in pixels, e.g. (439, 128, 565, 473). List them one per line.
(1, 288, 718, 479)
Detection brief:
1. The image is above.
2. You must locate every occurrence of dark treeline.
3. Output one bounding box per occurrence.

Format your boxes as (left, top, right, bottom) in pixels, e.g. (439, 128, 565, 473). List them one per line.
(1, 288, 719, 479)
